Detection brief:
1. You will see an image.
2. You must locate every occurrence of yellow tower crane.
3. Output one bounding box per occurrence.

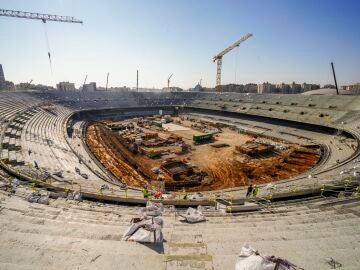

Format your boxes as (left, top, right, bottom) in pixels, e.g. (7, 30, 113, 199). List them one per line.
(213, 33, 253, 92)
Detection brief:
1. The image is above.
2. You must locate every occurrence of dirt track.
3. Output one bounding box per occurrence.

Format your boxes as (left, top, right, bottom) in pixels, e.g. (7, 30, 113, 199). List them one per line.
(86, 124, 148, 187)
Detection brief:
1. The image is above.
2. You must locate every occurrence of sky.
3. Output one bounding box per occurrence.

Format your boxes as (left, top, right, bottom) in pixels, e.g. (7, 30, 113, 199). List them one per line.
(0, 0, 359, 89)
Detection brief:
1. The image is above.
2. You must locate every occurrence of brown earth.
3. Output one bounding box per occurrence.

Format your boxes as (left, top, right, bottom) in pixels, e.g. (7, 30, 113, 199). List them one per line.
(85, 120, 320, 191)
(85, 124, 148, 187)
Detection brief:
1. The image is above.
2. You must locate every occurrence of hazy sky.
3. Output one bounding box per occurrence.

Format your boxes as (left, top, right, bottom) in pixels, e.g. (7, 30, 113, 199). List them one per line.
(0, 0, 359, 89)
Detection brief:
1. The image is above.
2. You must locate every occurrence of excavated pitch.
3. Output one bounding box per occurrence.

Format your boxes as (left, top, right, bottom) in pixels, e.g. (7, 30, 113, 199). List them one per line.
(85, 122, 320, 191)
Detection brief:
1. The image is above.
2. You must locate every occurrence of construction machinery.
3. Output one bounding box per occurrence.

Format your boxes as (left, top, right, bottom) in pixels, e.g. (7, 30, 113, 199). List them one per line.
(213, 33, 253, 92)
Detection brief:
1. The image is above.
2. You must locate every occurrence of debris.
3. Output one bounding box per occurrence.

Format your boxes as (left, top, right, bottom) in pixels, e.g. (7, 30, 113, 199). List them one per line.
(211, 143, 229, 148)
(180, 207, 206, 223)
(235, 243, 304, 270)
(327, 257, 342, 269)
(265, 183, 276, 190)
(27, 190, 50, 205)
(0, 181, 9, 191)
(100, 184, 109, 191)
(90, 254, 102, 263)
(141, 201, 164, 217)
(67, 191, 82, 202)
(122, 216, 163, 243)
(53, 171, 63, 178)
(11, 178, 20, 193)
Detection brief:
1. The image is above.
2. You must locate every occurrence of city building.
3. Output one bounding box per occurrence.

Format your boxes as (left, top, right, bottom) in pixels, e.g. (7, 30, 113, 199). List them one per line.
(83, 82, 96, 92)
(2, 81, 15, 90)
(15, 82, 36, 90)
(0, 64, 5, 85)
(341, 83, 360, 93)
(56, 82, 76, 91)
(275, 83, 291, 94)
(34, 84, 56, 91)
(257, 82, 276, 94)
(0, 64, 15, 90)
(221, 84, 244, 92)
(244, 83, 258, 93)
(323, 84, 336, 89)
(301, 83, 320, 92)
(289, 82, 302, 94)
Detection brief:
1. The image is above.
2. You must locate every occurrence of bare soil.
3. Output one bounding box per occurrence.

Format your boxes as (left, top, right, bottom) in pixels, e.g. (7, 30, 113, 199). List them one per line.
(85, 118, 320, 191)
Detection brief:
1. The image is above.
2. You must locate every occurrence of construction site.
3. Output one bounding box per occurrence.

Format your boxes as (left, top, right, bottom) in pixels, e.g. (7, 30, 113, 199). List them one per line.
(85, 114, 320, 191)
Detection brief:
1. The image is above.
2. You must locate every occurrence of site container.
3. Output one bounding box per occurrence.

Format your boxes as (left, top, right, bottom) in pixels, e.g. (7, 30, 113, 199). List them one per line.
(193, 133, 213, 142)
(147, 151, 162, 158)
(152, 121, 162, 128)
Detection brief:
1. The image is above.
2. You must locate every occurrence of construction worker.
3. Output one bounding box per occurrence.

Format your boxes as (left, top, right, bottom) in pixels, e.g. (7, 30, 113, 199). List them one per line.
(246, 184, 253, 198)
(252, 184, 259, 197)
(154, 190, 162, 199)
(142, 187, 150, 199)
(182, 187, 188, 200)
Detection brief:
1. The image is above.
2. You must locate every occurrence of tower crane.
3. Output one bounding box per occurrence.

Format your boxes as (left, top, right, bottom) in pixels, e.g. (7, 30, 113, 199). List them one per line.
(213, 33, 252, 92)
(0, 9, 82, 68)
(26, 79, 33, 89)
(167, 73, 173, 91)
(82, 75, 88, 90)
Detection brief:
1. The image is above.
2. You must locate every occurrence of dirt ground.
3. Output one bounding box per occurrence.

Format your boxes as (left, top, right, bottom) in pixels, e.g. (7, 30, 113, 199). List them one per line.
(85, 117, 320, 191)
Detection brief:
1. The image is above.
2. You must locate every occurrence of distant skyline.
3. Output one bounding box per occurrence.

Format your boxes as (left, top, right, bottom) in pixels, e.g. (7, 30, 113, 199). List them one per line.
(0, 0, 359, 89)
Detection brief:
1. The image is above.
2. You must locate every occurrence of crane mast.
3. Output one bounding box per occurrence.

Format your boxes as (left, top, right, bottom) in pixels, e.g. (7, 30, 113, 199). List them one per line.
(213, 33, 252, 92)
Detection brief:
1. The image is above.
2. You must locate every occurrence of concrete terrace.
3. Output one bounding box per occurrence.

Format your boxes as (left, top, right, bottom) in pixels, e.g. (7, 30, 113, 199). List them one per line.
(0, 90, 359, 269)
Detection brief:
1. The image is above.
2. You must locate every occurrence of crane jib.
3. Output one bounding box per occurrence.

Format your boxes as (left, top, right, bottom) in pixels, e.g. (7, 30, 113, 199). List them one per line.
(0, 8, 83, 24)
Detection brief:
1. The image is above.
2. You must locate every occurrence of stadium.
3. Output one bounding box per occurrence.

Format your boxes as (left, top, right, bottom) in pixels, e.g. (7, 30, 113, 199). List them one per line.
(0, 89, 359, 269)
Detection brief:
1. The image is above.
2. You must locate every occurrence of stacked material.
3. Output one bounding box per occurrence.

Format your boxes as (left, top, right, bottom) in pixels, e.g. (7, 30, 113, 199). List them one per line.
(235, 243, 303, 270)
(180, 206, 206, 223)
(26, 190, 50, 205)
(67, 191, 83, 202)
(122, 202, 164, 243)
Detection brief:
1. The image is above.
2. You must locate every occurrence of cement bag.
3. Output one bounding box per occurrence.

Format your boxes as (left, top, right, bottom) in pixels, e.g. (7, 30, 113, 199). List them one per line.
(127, 226, 163, 243)
(235, 243, 302, 270)
(235, 243, 274, 270)
(67, 191, 83, 202)
(142, 201, 164, 217)
(11, 178, 20, 193)
(182, 207, 206, 223)
(122, 217, 163, 243)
